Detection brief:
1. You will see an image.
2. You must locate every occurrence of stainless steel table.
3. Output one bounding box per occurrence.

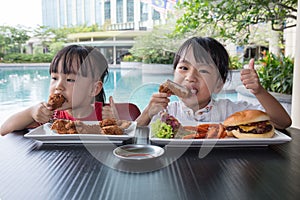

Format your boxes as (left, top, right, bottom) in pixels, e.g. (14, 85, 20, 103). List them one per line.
(1, 127, 300, 200)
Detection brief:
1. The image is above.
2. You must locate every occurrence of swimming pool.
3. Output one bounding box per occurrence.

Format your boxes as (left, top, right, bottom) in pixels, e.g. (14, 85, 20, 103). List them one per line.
(0, 65, 237, 124)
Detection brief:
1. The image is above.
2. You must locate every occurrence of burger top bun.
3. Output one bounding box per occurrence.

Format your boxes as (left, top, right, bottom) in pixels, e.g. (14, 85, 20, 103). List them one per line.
(223, 110, 270, 126)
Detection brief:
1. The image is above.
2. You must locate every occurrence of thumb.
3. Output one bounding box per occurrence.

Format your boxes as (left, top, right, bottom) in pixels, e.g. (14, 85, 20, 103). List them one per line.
(109, 96, 120, 120)
(43, 102, 53, 111)
(248, 58, 255, 69)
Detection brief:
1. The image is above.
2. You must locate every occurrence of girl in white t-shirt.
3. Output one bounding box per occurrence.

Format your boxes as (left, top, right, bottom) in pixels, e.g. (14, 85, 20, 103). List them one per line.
(137, 37, 291, 129)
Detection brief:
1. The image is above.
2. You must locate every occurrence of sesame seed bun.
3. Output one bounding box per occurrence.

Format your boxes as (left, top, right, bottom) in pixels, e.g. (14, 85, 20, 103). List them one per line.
(223, 110, 270, 126)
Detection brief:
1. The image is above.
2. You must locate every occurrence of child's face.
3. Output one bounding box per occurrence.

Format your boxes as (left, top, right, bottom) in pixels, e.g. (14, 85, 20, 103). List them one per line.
(174, 48, 223, 111)
(49, 62, 96, 111)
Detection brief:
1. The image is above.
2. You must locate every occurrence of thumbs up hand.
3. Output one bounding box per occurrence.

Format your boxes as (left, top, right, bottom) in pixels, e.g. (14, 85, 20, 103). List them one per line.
(240, 58, 263, 95)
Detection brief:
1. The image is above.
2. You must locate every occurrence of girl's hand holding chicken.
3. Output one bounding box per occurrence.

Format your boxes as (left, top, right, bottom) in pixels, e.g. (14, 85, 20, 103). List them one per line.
(30, 102, 54, 124)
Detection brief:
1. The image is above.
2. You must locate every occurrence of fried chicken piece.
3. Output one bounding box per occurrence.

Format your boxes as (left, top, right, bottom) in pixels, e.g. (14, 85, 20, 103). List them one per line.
(77, 124, 102, 134)
(47, 94, 66, 110)
(116, 120, 132, 129)
(102, 125, 123, 135)
(51, 119, 103, 134)
(159, 79, 191, 98)
(159, 83, 174, 95)
(99, 118, 117, 127)
(51, 119, 77, 134)
(51, 119, 83, 134)
(51, 118, 128, 135)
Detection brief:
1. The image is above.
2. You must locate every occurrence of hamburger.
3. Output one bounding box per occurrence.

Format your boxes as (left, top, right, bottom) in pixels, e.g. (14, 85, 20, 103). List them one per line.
(223, 110, 275, 139)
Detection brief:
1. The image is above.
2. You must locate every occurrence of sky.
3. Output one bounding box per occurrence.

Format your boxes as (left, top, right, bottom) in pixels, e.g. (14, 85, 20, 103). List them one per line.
(0, 0, 42, 27)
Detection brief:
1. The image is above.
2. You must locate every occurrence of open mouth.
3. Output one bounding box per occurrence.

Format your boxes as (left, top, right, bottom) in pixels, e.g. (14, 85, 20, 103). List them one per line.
(190, 88, 198, 95)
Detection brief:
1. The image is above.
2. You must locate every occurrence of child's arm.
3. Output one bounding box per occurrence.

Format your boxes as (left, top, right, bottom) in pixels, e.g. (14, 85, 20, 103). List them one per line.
(136, 93, 170, 126)
(0, 102, 53, 136)
(241, 59, 292, 129)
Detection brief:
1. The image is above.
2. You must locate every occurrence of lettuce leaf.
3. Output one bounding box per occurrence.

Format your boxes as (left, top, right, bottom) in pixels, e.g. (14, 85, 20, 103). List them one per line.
(151, 119, 174, 139)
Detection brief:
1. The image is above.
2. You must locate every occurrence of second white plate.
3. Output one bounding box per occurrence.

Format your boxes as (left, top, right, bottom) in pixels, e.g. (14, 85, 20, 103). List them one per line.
(24, 121, 137, 144)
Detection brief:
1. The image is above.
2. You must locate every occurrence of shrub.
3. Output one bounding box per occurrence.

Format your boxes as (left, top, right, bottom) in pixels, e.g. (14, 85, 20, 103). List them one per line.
(3, 53, 54, 63)
(122, 55, 142, 62)
(229, 56, 243, 70)
(257, 52, 293, 95)
(31, 53, 54, 63)
(122, 55, 135, 62)
(142, 51, 174, 64)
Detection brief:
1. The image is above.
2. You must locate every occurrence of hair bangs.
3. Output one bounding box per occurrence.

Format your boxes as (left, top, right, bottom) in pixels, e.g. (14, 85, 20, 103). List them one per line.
(49, 45, 90, 76)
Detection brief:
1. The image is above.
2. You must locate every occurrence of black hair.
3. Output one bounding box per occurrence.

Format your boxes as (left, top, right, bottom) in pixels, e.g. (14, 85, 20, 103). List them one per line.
(173, 37, 230, 83)
(49, 45, 109, 103)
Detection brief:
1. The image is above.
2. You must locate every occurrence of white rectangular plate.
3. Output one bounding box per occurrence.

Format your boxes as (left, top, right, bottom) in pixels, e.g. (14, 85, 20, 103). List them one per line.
(150, 121, 292, 147)
(24, 121, 136, 144)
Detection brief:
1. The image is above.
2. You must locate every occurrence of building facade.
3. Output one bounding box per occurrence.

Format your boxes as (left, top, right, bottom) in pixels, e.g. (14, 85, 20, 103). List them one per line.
(42, 0, 166, 30)
(41, 0, 175, 64)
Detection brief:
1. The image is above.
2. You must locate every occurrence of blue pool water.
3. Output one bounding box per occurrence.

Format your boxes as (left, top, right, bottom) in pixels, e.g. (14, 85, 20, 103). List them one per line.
(0, 65, 237, 124)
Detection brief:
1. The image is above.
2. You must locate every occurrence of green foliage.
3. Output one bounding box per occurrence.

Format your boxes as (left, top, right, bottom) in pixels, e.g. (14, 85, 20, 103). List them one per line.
(1, 24, 103, 63)
(0, 25, 30, 54)
(49, 42, 65, 55)
(175, 0, 297, 45)
(257, 52, 294, 95)
(142, 51, 174, 64)
(31, 53, 54, 63)
(4, 53, 31, 63)
(33, 46, 44, 54)
(229, 56, 243, 70)
(122, 55, 133, 62)
(31, 24, 103, 49)
(129, 26, 179, 64)
(121, 55, 142, 62)
(3, 53, 54, 63)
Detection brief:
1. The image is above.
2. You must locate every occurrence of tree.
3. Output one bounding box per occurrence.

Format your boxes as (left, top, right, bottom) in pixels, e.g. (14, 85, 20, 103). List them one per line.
(129, 25, 181, 64)
(47, 24, 103, 43)
(32, 25, 54, 53)
(31, 24, 104, 53)
(175, 0, 297, 45)
(0, 25, 30, 54)
(10, 26, 30, 53)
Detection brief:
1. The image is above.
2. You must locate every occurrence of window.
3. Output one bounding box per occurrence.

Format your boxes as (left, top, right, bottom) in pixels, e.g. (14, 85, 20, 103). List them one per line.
(77, 0, 84, 25)
(116, 0, 123, 23)
(152, 9, 160, 20)
(104, 1, 111, 20)
(95, 0, 102, 25)
(140, 2, 148, 22)
(127, 0, 134, 22)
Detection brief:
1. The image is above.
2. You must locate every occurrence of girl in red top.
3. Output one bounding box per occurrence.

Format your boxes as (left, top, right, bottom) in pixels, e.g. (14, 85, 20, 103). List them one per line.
(1, 45, 110, 136)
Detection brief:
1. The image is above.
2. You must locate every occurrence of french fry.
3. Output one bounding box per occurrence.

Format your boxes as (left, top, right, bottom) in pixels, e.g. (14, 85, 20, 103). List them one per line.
(182, 123, 226, 139)
(183, 126, 198, 131)
(217, 123, 225, 138)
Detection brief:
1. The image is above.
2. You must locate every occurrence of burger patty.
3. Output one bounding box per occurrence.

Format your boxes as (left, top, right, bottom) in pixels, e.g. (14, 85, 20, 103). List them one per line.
(226, 121, 273, 134)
